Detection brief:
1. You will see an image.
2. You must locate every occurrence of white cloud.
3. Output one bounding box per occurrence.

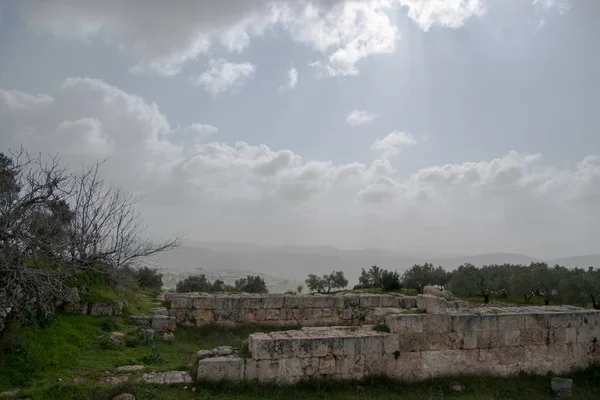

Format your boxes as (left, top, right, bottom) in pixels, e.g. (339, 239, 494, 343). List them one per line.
(281, 67, 299, 90)
(346, 109, 375, 126)
(17, 0, 487, 77)
(1, 79, 599, 255)
(397, 0, 485, 31)
(193, 59, 256, 95)
(187, 123, 219, 134)
(370, 131, 417, 157)
(0, 89, 54, 110)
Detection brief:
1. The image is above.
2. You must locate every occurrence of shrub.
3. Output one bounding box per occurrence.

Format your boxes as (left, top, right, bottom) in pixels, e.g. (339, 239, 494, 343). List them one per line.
(136, 267, 163, 291)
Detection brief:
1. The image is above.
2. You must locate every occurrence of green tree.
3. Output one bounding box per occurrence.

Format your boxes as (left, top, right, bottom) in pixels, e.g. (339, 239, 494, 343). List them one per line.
(380, 269, 401, 291)
(448, 263, 495, 303)
(176, 274, 212, 293)
(136, 267, 163, 290)
(305, 271, 348, 293)
(234, 275, 268, 293)
(401, 263, 451, 293)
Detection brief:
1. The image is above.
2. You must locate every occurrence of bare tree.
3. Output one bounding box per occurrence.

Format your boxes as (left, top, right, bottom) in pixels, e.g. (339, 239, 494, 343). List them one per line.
(1, 149, 73, 325)
(0, 150, 181, 330)
(67, 161, 181, 283)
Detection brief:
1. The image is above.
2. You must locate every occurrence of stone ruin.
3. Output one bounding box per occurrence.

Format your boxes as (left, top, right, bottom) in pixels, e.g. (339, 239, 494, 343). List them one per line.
(168, 289, 600, 384)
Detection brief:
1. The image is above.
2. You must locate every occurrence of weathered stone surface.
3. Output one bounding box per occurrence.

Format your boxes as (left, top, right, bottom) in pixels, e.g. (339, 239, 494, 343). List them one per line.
(197, 307, 600, 385)
(151, 307, 169, 316)
(152, 316, 176, 333)
(112, 393, 136, 400)
(169, 293, 417, 327)
(142, 371, 192, 384)
(551, 377, 573, 397)
(423, 286, 454, 300)
(89, 301, 123, 316)
(141, 329, 154, 343)
(162, 332, 175, 342)
(115, 365, 145, 373)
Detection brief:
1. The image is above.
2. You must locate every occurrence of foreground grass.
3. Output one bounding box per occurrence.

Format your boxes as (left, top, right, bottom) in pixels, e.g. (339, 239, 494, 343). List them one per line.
(17, 368, 600, 400)
(0, 313, 296, 393)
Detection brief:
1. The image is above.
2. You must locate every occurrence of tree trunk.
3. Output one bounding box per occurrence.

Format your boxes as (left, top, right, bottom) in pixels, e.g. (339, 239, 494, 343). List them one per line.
(544, 299, 550, 305)
(591, 295, 599, 310)
(483, 294, 489, 304)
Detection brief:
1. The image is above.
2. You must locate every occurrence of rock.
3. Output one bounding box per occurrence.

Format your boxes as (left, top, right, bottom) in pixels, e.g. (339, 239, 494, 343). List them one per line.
(449, 382, 464, 392)
(0, 390, 19, 398)
(105, 376, 129, 385)
(67, 287, 81, 303)
(141, 329, 155, 343)
(115, 365, 145, 373)
(111, 332, 126, 338)
(551, 377, 573, 397)
(113, 393, 136, 400)
(214, 346, 235, 356)
(151, 307, 169, 316)
(423, 286, 454, 300)
(163, 332, 175, 342)
(129, 315, 152, 327)
(142, 371, 192, 384)
(108, 335, 122, 345)
(152, 315, 176, 333)
(90, 301, 124, 316)
(197, 349, 214, 361)
(73, 376, 86, 383)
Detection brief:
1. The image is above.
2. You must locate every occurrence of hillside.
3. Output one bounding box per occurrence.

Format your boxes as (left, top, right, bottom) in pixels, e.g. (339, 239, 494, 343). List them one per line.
(151, 243, 600, 287)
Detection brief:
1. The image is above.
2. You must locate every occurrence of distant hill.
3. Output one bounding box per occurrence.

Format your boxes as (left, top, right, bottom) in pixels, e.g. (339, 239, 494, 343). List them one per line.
(150, 243, 600, 288)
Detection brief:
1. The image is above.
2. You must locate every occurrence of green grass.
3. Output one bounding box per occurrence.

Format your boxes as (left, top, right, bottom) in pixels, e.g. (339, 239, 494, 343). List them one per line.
(372, 323, 391, 333)
(0, 313, 297, 393)
(15, 368, 600, 400)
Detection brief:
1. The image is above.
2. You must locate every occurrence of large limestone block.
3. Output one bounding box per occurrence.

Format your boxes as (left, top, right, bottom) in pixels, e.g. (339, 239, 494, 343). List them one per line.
(423, 286, 454, 300)
(170, 295, 192, 309)
(379, 295, 401, 308)
(359, 294, 380, 308)
(151, 316, 176, 333)
(386, 314, 424, 335)
(192, 296, 215, 310)
(239, 294, 262, 309)
(262, 295, 284, 309)
(415, 294, 447, 314)
(197, 357, 245, 381)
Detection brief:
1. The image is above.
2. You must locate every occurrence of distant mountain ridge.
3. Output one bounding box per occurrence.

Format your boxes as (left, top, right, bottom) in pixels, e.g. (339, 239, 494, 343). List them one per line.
(151, 242, 600, 285)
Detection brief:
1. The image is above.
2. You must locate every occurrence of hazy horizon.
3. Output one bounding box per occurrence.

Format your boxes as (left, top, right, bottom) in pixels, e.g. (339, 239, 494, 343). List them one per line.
(1, 0, 598, 259)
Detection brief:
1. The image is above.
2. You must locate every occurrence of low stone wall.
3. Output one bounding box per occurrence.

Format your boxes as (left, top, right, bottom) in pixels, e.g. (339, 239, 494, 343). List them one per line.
(168, 293, 417, 327)
(196, 306, 600, 384)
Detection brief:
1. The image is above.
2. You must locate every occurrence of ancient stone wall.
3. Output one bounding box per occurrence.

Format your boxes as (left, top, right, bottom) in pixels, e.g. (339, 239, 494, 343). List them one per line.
(196, 306, 600, 384)
(167, 293, 418, 327)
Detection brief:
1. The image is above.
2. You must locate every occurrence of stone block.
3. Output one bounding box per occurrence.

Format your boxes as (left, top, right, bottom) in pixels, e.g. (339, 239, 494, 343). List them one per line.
(170, 295, 192, 309)
(386, 314, 424, 334)
(379, 295, 401, 308)
(416, 294, 447, 314)
(262, 295, 284, 309)
(197, 357, 245, 381)
(359, 294, 380, 308)
(504, 329, 521, 347)
(151, 316, 176, 333)
(239, 295, 262, 309)
(319, 355, 336, 375)
(265, 309, 280, 321)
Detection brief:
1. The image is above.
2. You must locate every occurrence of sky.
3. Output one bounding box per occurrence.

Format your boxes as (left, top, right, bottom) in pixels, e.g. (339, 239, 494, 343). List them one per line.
(0, 0, 598, 258)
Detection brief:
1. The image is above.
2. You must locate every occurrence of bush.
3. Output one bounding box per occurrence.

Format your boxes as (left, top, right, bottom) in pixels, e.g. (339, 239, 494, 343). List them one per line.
(381, 270, 401, 291)
(136, 267, 163, 291)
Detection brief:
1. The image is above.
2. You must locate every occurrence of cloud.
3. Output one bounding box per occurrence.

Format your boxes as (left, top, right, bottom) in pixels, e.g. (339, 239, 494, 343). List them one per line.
(370, 131, 417, 157)
(397, 0, 485, 31)
(1, 78, 598, 255)
(346, 109, 375, 126)
(187, 123, 219, 134)
(0, 89, 55, 110)
(17, 0, 487, 77)
(281, 67, 299, 90)
(192, 59, 256, 95)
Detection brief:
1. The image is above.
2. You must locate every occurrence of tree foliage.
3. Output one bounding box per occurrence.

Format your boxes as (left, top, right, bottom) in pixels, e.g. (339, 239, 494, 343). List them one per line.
(135, 267, 163, 291)
(354, 265, 401, 292)
(234, 275, 268, 293)
(401, 263, 451, 293)
(306, 271, 348, 293)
